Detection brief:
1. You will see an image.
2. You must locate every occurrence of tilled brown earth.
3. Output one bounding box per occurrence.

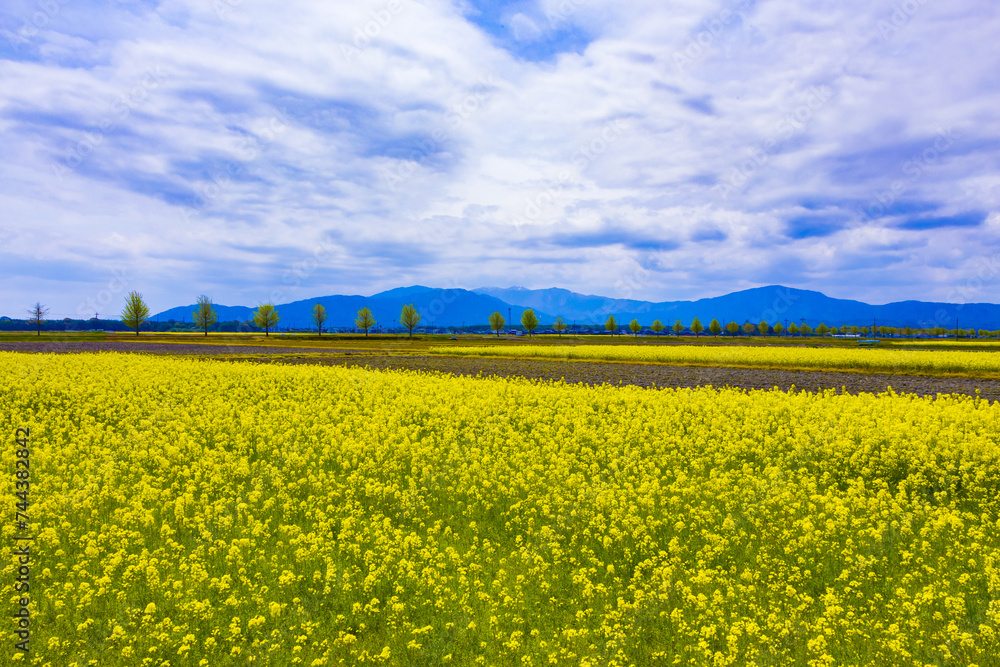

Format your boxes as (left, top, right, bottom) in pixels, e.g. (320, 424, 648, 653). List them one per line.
(261, 354, 1000, 401)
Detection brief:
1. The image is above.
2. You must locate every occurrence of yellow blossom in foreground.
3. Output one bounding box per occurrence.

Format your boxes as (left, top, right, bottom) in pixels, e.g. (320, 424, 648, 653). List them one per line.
(1, 351, 998, 665)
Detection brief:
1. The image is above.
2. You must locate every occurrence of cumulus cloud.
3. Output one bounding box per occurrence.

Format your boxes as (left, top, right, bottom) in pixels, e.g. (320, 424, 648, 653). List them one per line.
(1, 0, 998, 316)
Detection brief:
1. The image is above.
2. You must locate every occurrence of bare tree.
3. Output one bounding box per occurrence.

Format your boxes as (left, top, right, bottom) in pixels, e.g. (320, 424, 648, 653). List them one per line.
(27, 302, 49, 336)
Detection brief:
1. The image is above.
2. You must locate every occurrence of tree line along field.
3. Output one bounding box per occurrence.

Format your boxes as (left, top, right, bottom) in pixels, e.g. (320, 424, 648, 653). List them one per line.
(2, 352, 999, 666)
(12, 290, 1000, 339)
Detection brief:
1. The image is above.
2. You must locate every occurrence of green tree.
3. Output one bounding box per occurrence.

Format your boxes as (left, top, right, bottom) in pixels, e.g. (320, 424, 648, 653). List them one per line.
(758, 321, 769, 336)
(742, 321, 755, 336)
(673, 319, 683, 335)
(788, 322, 799, 336)
(521, 309, 539, 336)
(253, 303, 280, 337)
(772, 322, 784, 336)
(726, 321, 739, 336)
(829, 326, 839, 336)
(816, 323, 829, 336)
(355, 307, 376, 337)
(27, 302, 48, 336)
(629, 318, 641, 336)
(800, 323, 812, 336)
(313, 303, 327, 335)
(192, 295, 217, 336)
(650, 319, 664, 336)
(552, 317, 567, 336)
(691, 317, 703, 337)
(400, 303, 421, 337)
(488, 311, 505, 337)
(709, 318, 721, 337)
(121, 291, 150, 336)
(605, 315, 617, 336)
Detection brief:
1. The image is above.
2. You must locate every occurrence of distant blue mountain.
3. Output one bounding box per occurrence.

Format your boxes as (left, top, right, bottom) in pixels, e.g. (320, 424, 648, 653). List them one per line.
(154, 287, 554, 330)
(153, 303, 255, 324)
(472, 285, 999, 329)
(153, 284, 1000, 330)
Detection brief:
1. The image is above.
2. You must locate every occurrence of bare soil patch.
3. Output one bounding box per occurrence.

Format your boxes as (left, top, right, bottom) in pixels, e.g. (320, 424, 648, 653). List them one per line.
(256, 354, 1000, 401)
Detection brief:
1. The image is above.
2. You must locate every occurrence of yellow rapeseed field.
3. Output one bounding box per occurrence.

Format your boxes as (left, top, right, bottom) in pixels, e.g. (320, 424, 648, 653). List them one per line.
(431, 344, 1000, 376)
(2, 352, 999, 666)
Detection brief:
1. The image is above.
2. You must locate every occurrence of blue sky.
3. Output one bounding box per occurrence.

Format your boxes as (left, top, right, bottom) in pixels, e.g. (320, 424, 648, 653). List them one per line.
(2, 0, 999, 318)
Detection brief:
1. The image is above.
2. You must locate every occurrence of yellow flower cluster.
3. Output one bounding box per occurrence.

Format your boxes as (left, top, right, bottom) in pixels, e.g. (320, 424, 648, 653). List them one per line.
(2, 352, 999, 666)
(433, 343, 1000, 376)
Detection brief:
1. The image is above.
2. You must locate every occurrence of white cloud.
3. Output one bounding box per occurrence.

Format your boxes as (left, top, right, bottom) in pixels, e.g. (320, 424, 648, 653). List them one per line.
(1, 0, 999, 316)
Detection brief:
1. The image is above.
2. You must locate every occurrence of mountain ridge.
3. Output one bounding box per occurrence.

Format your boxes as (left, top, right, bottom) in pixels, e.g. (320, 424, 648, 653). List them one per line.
(152, 285, 1000, 330)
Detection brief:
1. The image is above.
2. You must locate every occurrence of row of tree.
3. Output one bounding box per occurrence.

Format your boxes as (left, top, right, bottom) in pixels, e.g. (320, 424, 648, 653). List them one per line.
(190, 296, 423, 337)
(19, 297, 1000, 338)
(24, 294, 424, 337)
(486, 311, 1000, 338)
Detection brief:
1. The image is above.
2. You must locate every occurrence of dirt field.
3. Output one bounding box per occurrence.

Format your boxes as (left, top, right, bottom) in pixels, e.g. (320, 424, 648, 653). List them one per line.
(250, 353, 1000, 402)
(4, 340, 1000, 401)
